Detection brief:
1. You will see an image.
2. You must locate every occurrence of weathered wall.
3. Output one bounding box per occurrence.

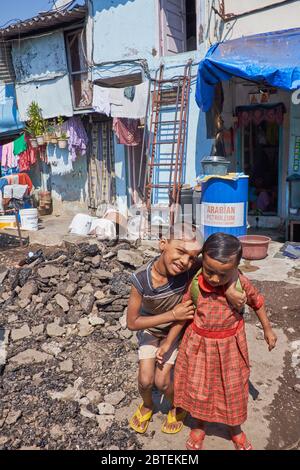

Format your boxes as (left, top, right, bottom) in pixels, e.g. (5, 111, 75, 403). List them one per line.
(29, 146, 89, 215)
(12, 31, 73, 120)
(209, 0, 300, 43)
(0, 83, 24, 135)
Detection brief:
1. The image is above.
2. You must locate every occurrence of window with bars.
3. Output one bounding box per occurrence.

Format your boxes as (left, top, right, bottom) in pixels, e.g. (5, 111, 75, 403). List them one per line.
(65, 29, 92, 109)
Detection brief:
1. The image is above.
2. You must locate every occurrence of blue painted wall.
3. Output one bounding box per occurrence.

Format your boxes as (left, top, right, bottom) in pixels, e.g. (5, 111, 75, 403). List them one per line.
(0, 83, 24, 135)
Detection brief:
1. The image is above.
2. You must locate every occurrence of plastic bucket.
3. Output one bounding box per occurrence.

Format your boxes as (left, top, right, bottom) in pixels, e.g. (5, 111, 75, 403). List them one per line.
(20, 208, 39, 231)
(0, 215, 17, 229)
(239, 235, 271, 260)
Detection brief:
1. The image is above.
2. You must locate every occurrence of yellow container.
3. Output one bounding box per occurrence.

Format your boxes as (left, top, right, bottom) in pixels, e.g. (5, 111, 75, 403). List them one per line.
(0, 215, 17, 229)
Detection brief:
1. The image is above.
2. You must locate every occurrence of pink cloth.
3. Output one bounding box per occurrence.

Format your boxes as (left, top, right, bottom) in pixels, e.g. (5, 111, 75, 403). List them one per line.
(113, 118, 141, 146)
(2, 142, 18, 169)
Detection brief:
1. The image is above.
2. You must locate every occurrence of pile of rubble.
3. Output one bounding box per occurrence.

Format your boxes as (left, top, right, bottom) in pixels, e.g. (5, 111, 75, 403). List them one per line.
(0, 239, 159, 449)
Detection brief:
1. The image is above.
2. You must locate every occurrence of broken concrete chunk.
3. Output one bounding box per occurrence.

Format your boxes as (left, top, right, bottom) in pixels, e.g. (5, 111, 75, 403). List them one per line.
(97, 402, 115, 415)
(59, 358, 73, 372)
(117, 250, 143, 268)
(46, 322, 65, 338)
(55, 293, 69, 312)
(11, 324, 31, 342)
(38, 266, 60, 279)
(103, 391, 125, 406)
(9, 349, 52, 367)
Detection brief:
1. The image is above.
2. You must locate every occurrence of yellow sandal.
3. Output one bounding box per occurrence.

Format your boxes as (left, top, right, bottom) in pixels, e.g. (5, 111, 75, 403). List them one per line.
(161, 409, 187, 434)
(129, 403, 153, 434)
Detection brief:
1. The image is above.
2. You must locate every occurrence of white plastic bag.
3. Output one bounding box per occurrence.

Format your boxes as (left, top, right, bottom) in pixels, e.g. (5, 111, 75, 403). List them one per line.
(89, 218, 116, 240)
(69, 213, 92, 236)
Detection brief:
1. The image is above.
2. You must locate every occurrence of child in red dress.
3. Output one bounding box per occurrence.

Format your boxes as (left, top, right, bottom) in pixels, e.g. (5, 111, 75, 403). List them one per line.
(157, 232, 277, 450)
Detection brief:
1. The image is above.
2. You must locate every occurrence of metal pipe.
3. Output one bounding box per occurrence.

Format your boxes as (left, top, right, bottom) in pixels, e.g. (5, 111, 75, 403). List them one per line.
(213, 0, 296, 21)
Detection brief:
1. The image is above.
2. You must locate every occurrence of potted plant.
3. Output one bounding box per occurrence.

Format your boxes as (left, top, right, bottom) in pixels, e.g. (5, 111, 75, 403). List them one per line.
(55, 115, 64, 138)
(26, 102, 45, 146)
(43, 120, 52, 143)
(57, 131, 68, 149)
(36, 120, 45, 146)
(25, 122, 38, 148)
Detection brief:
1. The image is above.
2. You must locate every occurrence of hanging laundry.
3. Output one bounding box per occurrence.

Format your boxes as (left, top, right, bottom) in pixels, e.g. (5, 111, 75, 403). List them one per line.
(5, 173, 33, 193)
(18, 173, 33, 193)
(13, 133, 27, 156)
(92, 85, 111, 116)
(113, 118, 142, 146)
(62, 117, 89, 162)
(2, 142, 19, 170)
(110, 81, 148, 119)
(124, 86, 135, 102)
(6, 174, 19, 185)
(18, 135, 37, 172)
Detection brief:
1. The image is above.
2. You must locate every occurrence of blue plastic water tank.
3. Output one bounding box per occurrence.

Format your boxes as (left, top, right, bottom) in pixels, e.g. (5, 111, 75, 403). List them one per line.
(200, 175, 249, 240)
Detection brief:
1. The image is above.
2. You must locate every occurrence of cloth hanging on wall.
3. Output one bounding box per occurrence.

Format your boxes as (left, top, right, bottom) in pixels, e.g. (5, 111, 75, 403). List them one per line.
(93, 81, 148, 119)
(112, 118, 142, 146)
(2, 142, 18, 169)
(18, 136, 37, 172)
(13, 133, 27, 156)
(62, 117, 89, 161)
(92, 86, 111, 116)
(236, 103, 286, 128)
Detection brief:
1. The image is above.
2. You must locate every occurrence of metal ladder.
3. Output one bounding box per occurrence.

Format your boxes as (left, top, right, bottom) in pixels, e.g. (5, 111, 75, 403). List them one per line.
(141, 60, 192, 227)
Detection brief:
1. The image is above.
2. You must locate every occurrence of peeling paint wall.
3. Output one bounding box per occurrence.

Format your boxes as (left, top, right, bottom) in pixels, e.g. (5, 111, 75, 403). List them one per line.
(92, 0, 158, 64)
(12, 31, 73, 120)
(0, 83, 24, 135)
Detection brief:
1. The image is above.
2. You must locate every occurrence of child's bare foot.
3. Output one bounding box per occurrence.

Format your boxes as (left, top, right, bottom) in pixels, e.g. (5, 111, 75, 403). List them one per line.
(186, 428, 206, 450)
(231, 431, 253, 450)
(129, 403, 153, 433)
(161, 408, 186, 434)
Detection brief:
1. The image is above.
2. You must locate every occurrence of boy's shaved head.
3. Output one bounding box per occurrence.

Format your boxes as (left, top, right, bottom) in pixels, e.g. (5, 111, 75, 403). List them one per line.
(164, 222, 204, 246)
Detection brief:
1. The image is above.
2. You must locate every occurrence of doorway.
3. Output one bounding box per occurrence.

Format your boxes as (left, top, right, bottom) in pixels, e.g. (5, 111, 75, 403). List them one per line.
(239, 106, 284, 216)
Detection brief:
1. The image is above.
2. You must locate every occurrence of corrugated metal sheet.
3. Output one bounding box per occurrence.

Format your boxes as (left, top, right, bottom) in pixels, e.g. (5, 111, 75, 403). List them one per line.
(0, 43, 15, 83)
(0, 5, 87, 39)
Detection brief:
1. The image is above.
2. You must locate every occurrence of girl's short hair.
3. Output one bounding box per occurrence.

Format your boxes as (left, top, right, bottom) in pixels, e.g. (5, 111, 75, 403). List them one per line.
(202, 232, 242, 265)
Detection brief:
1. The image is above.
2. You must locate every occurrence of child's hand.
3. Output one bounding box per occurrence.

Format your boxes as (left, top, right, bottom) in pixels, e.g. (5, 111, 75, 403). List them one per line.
(264, 328, 277, 351)
(156, 343, 171, 365)
(173, 301, 195, 321)
(225, 285, 247, 312)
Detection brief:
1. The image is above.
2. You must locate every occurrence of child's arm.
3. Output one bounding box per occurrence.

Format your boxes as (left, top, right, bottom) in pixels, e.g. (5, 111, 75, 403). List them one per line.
(127, 286, 195, 331)
(156, 321, 186, 365)
(255, 305, 277, 351)
(241, 275, 277, 351)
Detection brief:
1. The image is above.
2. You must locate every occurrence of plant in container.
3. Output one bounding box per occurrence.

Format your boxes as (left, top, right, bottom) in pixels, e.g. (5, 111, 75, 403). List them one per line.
(43, 121, 52, 143)
(25, 123, 38, 148)
(26, 102, 45, 146)
(55, 115, 64, 138)
(57, 131, 68, 149)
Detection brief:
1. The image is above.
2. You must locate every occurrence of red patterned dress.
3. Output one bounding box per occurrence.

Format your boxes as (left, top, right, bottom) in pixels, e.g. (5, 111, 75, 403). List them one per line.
(174, 273, 264, 426)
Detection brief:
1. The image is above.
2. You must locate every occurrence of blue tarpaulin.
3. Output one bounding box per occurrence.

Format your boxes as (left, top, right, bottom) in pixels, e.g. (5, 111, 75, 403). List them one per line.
(196, 28, 300, 112)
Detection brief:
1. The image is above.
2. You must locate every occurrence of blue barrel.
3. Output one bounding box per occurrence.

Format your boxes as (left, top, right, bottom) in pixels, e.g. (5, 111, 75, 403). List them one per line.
(200, 175, 249, 240)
